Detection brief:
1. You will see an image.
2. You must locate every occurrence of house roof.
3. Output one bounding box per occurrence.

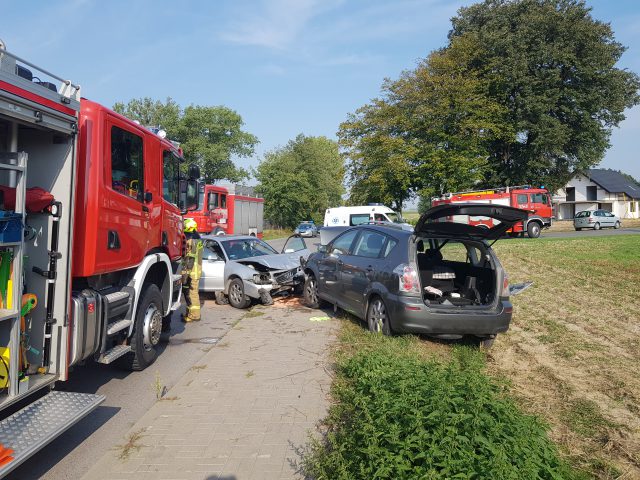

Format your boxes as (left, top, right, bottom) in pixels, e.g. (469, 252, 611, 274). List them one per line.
(588, 169, 640, 199)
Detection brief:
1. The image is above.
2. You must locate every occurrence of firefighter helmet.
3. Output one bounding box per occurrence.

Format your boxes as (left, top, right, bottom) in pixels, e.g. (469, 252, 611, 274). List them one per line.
(184, 218, 198, 233)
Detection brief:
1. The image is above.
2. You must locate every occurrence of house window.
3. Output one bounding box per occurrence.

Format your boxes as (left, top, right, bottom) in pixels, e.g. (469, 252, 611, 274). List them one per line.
(586, 186, 597, 201)
(566, 187, 575, 202)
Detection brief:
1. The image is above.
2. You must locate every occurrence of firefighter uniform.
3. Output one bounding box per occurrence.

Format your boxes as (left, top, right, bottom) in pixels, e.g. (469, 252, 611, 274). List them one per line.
(182, 219, 203, 322)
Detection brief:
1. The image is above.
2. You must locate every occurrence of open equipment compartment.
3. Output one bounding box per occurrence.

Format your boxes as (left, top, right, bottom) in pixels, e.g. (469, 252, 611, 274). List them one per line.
(0, 68, 78, 407)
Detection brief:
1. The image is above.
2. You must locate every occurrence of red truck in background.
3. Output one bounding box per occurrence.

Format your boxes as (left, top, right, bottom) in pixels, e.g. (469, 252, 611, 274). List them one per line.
(432, 186, 553, 238)
(186, 183, 264, 237)
(0, 44, 199, 475)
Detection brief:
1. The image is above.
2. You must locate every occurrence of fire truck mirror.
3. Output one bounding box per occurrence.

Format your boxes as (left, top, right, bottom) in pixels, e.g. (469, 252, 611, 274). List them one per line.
(179, 179, 199, 213)
(188, 164, 201, 180)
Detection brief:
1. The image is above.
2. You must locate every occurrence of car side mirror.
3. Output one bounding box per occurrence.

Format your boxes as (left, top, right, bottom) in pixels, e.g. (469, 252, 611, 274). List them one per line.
(318, 245, 327, 253)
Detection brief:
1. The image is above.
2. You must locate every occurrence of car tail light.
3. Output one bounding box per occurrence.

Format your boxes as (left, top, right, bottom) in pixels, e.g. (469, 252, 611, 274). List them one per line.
(393, 264, 420, 294)
(588, 217, 595, 223)
(503, 274, 509, 292)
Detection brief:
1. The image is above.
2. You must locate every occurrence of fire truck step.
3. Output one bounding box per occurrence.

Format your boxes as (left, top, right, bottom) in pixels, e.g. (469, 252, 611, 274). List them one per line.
(106, 319, 133, 335)
(97, 344, 132, 364)
(103, 291, 130, 303)
(0, 391, 105, 477)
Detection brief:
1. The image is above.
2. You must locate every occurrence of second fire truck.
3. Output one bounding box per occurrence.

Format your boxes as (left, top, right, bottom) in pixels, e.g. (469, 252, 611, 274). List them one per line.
(432, 186, 553, 238)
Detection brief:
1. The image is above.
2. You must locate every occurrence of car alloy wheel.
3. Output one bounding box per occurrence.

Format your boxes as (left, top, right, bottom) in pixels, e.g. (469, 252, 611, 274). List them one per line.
(228, 278, 250, 309)
(614, 221, 620, 229)
(367, 297, 391, 336)
(303, 274, 320, 308)
(594, 222, 601, 230)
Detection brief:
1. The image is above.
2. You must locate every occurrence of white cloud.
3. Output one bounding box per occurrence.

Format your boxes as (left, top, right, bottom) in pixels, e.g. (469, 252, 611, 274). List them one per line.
(221, 0, 328, 50)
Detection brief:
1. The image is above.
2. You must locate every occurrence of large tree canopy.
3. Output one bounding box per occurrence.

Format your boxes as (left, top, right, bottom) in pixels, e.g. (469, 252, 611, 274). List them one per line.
(254, 134, 344, 229)
(339, 34, 512, 210)
(450, 0, 640, 192)
(339, 0, 639, 206)
(113, 98, 258, 183)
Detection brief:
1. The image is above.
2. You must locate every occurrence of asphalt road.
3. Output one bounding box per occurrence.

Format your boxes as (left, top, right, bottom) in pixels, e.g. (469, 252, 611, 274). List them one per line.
(6, 301, 242, 480)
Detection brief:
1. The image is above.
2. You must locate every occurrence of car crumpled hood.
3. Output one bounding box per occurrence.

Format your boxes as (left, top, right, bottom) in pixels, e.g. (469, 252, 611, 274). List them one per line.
(235, 251, 308, 270)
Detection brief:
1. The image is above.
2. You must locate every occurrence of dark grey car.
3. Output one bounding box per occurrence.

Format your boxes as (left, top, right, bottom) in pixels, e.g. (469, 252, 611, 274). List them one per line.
(302, 204, 532, 346)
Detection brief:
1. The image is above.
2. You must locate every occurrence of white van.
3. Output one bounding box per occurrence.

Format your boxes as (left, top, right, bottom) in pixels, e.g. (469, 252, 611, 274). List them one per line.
(324, 205, 405, 227)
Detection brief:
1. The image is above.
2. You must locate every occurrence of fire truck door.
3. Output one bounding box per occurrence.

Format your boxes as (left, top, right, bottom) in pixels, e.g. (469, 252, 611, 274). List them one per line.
(162, 150, 182, 259)
(101, 120, 151, 271)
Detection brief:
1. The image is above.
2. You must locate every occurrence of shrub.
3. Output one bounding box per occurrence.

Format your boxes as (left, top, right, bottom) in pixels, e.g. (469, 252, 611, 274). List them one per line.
(303, 343, 576, 479)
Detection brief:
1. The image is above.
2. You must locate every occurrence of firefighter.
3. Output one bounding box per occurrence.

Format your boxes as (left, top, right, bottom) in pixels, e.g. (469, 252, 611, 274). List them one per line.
(182, 218, 203, 322)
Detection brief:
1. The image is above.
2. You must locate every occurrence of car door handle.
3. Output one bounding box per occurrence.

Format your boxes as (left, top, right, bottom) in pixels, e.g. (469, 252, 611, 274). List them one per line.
(337, 260, 344, 266)
(366, 265, 374, 272)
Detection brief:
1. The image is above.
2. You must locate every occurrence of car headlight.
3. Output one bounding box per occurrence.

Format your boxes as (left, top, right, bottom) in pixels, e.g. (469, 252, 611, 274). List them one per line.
(253, 273, 271, 285)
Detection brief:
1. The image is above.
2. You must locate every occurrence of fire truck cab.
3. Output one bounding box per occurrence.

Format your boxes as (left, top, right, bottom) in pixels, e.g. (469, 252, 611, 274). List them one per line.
(187, 183, 264, 237)
(433, 186, 553, 238)
(0, 45, 198, 476)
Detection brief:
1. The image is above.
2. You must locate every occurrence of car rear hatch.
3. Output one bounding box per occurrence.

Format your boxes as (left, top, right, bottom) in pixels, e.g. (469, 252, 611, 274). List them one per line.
(414, 204, 529, 240)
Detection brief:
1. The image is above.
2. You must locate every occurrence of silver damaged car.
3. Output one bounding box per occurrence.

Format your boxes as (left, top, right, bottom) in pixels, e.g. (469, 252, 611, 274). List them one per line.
(199, 235, 310, 308)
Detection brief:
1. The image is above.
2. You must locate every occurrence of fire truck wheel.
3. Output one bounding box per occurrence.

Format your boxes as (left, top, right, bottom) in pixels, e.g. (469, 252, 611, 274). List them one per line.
(526, 222, 541, 238)
(228, 278, 251, 309)
(214, 291, 229, 305)
(119, 284, 162, 371)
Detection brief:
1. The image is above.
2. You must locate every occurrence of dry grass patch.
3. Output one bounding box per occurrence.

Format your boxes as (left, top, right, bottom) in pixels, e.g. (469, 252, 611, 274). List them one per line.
(491, 235, 640, 478)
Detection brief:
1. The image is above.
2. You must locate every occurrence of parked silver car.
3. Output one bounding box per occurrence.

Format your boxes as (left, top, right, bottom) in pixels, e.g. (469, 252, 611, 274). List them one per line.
(294, 222, 318, 237)
(199, 235, 310, 308)
(574, 210, 621, 230)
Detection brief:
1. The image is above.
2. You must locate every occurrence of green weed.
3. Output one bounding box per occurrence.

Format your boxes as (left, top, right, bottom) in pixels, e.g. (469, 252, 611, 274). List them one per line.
(303, 324, 577, 479)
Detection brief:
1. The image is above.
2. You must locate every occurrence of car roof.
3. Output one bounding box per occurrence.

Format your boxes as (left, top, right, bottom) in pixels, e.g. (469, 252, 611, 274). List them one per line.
(350, 224, 413, 237)
(200, 234, 260, 241)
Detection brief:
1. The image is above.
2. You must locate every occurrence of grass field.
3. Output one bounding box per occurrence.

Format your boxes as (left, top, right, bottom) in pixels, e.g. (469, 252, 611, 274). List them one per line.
(305, 235, 640, 479)
(492, 235, 640, 478)
(261, 228, 292, 240)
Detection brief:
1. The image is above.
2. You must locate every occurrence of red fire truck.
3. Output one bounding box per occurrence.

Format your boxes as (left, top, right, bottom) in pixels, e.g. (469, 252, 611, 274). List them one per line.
(186, 183, 264, 237)
(0, 45, 199, 474)
(432, 186, 552, 238)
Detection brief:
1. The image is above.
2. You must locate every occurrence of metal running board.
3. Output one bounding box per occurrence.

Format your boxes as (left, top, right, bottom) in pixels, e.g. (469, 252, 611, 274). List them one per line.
(106, 319, 132, 335)
(103, 291, 130, 303)
(97, 344, 131, 364)
(0, 391, 105, 477)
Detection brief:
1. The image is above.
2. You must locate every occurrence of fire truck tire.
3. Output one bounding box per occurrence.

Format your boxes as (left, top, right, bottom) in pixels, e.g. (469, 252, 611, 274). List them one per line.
(118, 284, 162, 371)
(214, 291, 229, 305)
(228, 278, 251, 309)
(526, 222, 541, 238)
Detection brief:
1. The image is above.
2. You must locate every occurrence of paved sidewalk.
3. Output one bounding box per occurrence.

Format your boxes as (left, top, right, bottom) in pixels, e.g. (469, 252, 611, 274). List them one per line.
(83, 298, 337, 480)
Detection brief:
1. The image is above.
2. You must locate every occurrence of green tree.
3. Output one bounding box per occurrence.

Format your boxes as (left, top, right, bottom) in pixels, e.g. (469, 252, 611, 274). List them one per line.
(339, 34, 512, 210)
(254, 135, 344, 228)
(450, 0, 640, 192)
(113, 97, 258, 183)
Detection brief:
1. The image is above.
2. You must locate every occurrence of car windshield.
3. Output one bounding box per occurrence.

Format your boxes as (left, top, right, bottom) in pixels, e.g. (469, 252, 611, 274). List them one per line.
(297, 224, 311, 230)
(387, 212, 404, 223)
(221, 238, 278, 260)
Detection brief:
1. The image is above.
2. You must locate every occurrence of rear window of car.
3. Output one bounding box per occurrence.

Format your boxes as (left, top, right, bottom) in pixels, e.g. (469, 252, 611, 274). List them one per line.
(575, 211, 591, 218)
(382, 238, 397, 258)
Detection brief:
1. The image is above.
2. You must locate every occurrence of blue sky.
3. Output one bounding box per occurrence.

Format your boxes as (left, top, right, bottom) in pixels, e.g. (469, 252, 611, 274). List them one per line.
(3, 0, 639, 187)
